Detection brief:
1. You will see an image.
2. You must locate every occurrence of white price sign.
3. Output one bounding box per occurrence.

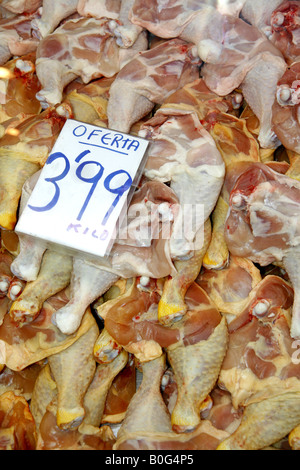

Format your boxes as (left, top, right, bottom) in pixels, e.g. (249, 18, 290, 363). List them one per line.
(16, 120, 149, 258)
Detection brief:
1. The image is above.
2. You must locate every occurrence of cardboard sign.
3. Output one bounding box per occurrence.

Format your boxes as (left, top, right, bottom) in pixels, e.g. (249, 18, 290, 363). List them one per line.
(16, 120, 149, 258)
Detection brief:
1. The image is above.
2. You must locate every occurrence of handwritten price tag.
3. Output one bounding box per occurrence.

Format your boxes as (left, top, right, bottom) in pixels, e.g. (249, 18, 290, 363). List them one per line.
(16, 120, 149, 258)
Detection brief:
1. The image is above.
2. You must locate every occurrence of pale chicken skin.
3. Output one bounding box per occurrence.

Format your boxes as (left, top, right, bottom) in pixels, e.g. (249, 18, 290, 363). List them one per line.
(35, 16, 148, 108)
(270, 1, 300, 65)
(1, 0, 300, 452)
(140, 107, 225, 259)
(77, 0, 121, 20)
(272, 61, 300, 154)
(224, 162, 300, 339)
(107, 38, 201, 133)
(0, 9, 40, 65)
(32, 0, 79, 39)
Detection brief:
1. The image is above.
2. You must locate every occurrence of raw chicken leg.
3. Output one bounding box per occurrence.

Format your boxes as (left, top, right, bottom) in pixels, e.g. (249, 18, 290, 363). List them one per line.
(104, 279, 224, 363)
(270, 1, 300, 65)
(11, 170, 47, 281)
(198, 15, 286, 149)
(48, 317, 99, 429)
(114, 354, 172, 448)
(224, 162, 300, 338)
(32, 0, 79, 38)
(30, 363, 57, 431)
(217, 274, 300, 449)
(52, 258, 119, 335)
(79, 349, 128, 434)
(140, 107, 225, 259)
(0, 288, 97, 370)
(9, 250, 73, 325)
(107, 39, 201, 133)
(0, 158, 39, 231)
(35, 16, 147, 108)
(167, 314, 228, 432)
(158, 221, 211, 324)
(241, 0, 283, 36)
(107, 0, 143, 48)
(218, 393, 300, 450)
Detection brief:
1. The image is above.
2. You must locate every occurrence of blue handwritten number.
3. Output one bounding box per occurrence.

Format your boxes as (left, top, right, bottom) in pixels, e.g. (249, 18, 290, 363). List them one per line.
(75, 150, 104, 221)
(102, 170, 132, 226)
(28, 152, 70, 213)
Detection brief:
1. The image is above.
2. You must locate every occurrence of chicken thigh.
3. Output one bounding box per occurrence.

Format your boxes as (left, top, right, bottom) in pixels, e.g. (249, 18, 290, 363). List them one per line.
(0, 9, 40, 65)
(107, 38, 201, 133)
(224, 162, 300, 339)
(35, 16, 147, 108)
(218, 275, 300, 450)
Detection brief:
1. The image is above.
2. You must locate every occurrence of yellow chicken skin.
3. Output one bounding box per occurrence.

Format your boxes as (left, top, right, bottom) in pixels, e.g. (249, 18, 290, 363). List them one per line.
(158, 219, 211, 324)
(203, 113, 261, 270)
(0, 156, 39, 230)
(0, 52, 41, 124)
(167, 316, 228, 432)
(30, 363, 57, 432)
(289, 424, 300, 450)
(64, 76, 115, 126)
(79, 349, 128, 435)
(0, 103, 71, 230)
(218, 393, 300, 450)
(48, 317, 99, 430)
(10, 250, 73, 325)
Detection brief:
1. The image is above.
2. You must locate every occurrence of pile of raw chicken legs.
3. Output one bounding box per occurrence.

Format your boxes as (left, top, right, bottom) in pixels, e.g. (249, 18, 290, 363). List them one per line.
(0, 0, 300, 451)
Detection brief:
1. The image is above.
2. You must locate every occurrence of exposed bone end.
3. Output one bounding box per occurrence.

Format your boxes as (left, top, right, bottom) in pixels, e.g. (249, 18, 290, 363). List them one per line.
(0, 279, 9, 296)
(272, 12, 285, 28)
(9, 299, 39, 326)
(231, 193, 246, 210)
(252, 300, 270, 318)
(7, 280, 25, 301)
(56, 406, 85, 430)
(94, 328, 122, 364)
(232, 92, 243, 109)
(52, 306, 83, 336)
(202, 250, 229, 270)
(277, 86, 292, 106)
(15, 59, 35, 75)
(157, 297, 186, 326)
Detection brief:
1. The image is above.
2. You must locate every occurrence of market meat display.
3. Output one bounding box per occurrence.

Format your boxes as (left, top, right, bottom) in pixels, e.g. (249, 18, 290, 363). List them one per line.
(0, 0, 299, 452)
